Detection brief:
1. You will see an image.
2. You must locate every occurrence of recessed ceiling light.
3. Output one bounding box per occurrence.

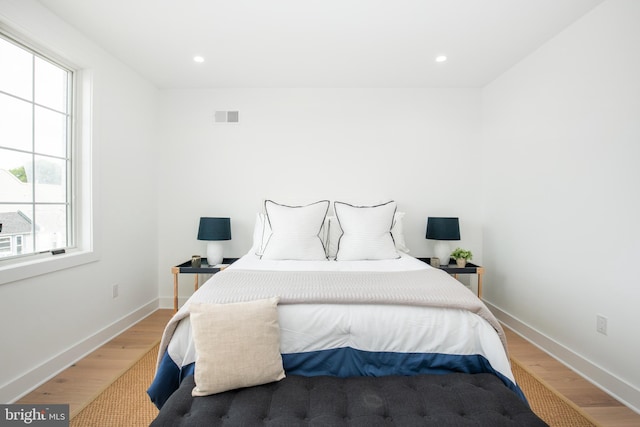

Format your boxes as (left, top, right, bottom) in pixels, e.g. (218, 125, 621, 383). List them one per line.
(435, 55, 447, 63)
(193, 56, 205, 63)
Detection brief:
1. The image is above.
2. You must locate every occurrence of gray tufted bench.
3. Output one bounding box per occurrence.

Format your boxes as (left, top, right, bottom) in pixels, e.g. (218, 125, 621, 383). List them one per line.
(151, 374, 547, 426)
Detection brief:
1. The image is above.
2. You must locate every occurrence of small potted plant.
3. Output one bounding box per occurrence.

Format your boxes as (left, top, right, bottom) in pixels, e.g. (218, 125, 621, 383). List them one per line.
(450, 248, 472, 267)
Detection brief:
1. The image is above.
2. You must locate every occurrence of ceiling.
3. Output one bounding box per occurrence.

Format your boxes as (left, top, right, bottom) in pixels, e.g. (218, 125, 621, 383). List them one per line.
(36, 0, 604, 89)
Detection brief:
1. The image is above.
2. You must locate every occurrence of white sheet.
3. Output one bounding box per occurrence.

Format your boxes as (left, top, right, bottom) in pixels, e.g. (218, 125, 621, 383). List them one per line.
(228, 251, 431, 272)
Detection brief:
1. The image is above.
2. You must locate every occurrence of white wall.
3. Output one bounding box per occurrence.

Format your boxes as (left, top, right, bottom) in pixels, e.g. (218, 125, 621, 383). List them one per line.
(156, 88, 483, 304)
(4, 0, 638, 412)
(482, 0, 640, 410)
(0, 0, 159, 402)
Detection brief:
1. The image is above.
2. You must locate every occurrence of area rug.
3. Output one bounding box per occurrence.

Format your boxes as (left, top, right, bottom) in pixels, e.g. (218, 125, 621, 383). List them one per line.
(71, 346, 601, 426)
(511, 357, 601, 427)
(70, 343, 160, 427)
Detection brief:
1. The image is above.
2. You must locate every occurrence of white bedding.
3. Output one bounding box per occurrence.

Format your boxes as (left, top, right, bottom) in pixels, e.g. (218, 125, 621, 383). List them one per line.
(149, 251, 518, 408)
(168, 252, 429, 369)
(231, 251, 430, 272)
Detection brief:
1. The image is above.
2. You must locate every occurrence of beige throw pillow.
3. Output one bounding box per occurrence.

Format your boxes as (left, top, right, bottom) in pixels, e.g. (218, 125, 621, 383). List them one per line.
(190, 297, 285, 396)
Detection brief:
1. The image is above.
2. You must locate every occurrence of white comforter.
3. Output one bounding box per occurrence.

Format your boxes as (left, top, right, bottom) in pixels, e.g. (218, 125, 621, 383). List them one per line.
(149, 252, 517, 408)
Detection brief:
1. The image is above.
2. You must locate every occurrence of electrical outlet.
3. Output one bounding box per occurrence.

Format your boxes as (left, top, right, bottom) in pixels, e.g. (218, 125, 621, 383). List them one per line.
(112, 284, 119, 299)
(596, 314, 607, 335)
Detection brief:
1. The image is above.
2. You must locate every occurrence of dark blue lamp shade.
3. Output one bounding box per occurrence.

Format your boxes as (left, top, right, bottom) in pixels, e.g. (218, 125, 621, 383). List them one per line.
(197, 217, 231, 241)
(426, 217, 460, 241)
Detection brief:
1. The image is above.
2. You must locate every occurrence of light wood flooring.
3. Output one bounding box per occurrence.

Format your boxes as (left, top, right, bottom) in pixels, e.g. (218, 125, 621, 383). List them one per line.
(505, 328, 640, 426)
(16, 309, 640, 426)
(16, 309, 173, 418)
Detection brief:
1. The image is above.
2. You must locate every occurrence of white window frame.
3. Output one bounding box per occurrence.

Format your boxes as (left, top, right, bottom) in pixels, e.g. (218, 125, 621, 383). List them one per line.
(15, 235, 23, 255)
(0, 25, 98, 285)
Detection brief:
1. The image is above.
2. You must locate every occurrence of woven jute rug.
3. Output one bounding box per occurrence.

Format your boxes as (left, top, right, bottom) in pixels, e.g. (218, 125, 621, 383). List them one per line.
(70, 343, 160, 427)
(510, 356, 601, 427)
(71, 345, 601, 426)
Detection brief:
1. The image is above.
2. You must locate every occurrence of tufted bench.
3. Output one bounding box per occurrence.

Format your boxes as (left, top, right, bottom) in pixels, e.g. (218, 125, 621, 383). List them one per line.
(151, 374, 547, 426)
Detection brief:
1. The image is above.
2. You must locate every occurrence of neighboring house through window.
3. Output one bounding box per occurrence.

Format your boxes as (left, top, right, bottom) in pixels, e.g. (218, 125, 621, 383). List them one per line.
(0, 211, 33, 256)
(0, 30, 74, 260)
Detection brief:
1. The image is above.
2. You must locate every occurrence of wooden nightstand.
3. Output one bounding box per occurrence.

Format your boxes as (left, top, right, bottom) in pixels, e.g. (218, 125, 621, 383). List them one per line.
(417, 257, 485, 299)
(171, 257, 239, 312)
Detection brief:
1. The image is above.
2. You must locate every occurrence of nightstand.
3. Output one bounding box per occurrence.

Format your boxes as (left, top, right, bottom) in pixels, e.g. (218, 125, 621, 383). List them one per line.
(417, 257, 485, 299)
(171, 257, 239, 312)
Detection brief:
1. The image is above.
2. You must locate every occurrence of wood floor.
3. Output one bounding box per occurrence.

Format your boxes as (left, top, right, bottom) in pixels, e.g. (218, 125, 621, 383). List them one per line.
(16, 308, 640, 426)
(16, 309, 173, 418)
(505, 328, 640, 427)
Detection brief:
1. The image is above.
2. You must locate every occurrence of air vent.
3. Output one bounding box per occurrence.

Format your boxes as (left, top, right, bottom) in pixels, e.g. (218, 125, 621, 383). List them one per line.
(214, 111, 239, 123)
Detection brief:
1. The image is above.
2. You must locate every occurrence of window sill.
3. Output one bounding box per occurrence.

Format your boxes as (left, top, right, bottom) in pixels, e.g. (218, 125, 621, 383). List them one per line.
(0, 249, 99, 285)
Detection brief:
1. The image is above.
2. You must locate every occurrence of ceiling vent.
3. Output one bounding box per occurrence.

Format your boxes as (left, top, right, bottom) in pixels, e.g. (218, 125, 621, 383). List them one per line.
(214, 111, 239, 123)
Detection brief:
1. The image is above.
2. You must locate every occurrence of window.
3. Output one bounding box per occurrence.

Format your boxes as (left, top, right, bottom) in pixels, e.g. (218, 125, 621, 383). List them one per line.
(0, 236, 10, 255)
(0, 31, 74, 261)
(15, 235, 23, 254)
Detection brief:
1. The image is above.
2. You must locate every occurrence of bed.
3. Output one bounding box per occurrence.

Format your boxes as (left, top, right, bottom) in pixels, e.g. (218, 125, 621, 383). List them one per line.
(147, 200, 543, 425)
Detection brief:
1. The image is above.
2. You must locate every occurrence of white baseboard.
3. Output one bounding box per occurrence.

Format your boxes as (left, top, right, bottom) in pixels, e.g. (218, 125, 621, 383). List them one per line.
(159, 296, 187, 310)
(159, 296, 173, 310)
(486, 301, 640, 414)
(1, 299, 159, 404)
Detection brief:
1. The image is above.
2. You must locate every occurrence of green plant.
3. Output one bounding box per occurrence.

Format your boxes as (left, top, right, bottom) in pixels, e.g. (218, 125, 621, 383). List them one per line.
(450, 247, 473, 261)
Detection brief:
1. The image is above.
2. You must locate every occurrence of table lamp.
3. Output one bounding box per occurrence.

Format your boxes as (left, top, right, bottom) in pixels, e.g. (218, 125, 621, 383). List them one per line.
(426, 217, 460, 266)
(197, 217, 231, 265)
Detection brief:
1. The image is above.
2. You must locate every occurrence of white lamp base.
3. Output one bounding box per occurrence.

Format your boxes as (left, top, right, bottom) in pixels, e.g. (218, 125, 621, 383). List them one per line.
(434, 241, 451, 266)
(206, 242, 224, 266)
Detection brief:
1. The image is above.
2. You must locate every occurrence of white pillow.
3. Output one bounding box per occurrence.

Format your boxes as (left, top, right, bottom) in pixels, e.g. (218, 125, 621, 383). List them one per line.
(326, 216, 341, 259)
(391, 211, 410, 253)
(251, 212, 271, 256)
(334, 201, 400, 261)
(253, 211, 331, 256)
(326, 211, 409, 258)
(261, 200, 329, 260)
(190, 298, 285, 396)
